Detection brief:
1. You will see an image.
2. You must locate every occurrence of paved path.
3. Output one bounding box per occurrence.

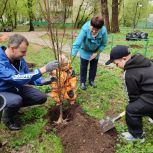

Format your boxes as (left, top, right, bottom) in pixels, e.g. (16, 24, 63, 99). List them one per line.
(2, 31, 111, 66)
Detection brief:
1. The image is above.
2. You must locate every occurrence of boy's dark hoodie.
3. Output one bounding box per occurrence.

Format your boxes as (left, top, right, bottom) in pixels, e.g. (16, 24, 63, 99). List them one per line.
(124, 54, 153, 104)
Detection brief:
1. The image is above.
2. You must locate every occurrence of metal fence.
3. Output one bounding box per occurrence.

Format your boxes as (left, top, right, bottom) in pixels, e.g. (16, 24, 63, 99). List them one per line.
(109, 34, 152, 58)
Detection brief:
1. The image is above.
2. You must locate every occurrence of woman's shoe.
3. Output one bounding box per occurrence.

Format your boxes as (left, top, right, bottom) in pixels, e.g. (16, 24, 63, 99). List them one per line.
(80, 83, 87, 90)
(89, 81, 97, 88)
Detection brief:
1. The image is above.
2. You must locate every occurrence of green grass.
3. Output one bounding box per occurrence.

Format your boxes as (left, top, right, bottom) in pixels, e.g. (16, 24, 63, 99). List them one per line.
(0, 45, 64, 152)
(73, 57, 126, 119)
(1, 29, 153, 153)
(40, 26, 153, 58)
(13, 25, 47, 32)
(13, 25, 80, 33)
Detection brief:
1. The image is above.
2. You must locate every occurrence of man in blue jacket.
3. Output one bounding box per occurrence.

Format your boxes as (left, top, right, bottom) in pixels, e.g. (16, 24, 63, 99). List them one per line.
(0, 34, 8, 111)
(71, 16, 108, 90)
(0, 34, 58, 130)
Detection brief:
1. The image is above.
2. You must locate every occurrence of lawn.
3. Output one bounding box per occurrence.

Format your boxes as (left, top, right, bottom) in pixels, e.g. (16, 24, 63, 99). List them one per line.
(0, 28, 153, 153)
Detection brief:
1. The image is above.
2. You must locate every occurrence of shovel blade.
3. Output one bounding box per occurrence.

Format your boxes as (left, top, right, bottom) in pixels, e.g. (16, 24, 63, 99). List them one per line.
(99, 119, 115, 133)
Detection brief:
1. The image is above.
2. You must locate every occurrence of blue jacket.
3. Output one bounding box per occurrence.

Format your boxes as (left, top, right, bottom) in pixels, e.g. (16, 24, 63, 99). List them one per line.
(71, 21, 108, 60)
(0, 47, 44, 92)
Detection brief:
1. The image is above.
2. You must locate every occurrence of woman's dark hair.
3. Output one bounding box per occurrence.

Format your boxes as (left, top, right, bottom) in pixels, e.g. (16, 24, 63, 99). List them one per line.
(91, 16, 104, 29)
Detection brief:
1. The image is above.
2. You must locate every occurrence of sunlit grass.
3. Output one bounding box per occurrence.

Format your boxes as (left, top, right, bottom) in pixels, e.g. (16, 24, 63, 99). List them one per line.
(0, 29, 153, 153)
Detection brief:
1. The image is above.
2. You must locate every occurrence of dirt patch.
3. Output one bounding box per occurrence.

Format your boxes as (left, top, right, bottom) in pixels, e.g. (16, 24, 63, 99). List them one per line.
(42, 32, 78, 41)
(57, 32, 78, 39)
(129, 44, 143, 49)
(46, 104, 117, 153)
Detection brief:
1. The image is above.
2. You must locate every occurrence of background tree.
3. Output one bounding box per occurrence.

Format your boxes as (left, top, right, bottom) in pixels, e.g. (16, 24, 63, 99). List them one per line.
(27, 0, 35, 31)
(13, 0, 18, 29)
(101, 0, 110, 32)
(119, 0, 150, 28)
(111, 0, 120, 33)
(0, 0, 152, 32)
(74, 0, 97, 28)
(5, 0, 19, 29)
(0, 0, 9, 30)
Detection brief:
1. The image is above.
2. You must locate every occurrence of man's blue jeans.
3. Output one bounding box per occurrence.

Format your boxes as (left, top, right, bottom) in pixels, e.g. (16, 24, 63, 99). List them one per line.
(0, 85, 47, 123)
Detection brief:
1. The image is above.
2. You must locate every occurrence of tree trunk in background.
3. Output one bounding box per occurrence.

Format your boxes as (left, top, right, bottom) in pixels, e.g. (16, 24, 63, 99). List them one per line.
(74, 0, 85, 28)
(27, 0, 34, 31)
(111, 0, 119, 33)
(0, 0, 9, 30)
(7, 2, 14, 27)
(13, 0, 18, 29)
(0, 0, 9, 18)
(14, 12, 17, 29)
(29, 19, 34, 31)
(101, 0, 110, 33)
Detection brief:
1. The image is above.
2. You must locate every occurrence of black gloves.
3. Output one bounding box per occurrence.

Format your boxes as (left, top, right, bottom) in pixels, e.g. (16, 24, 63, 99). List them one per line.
(41, 77, 58, 85)
(41, 77, 52, 85)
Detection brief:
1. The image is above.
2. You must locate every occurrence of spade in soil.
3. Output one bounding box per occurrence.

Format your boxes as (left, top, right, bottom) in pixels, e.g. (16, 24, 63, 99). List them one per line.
(99, 111, 125, 133)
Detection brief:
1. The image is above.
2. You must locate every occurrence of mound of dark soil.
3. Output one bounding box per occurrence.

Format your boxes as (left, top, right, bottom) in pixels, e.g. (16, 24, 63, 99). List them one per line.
(47, 104, 117, 153)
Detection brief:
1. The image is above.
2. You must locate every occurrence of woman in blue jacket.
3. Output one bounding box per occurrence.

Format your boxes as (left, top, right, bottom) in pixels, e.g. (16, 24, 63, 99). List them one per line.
(71, 16, 108, 90)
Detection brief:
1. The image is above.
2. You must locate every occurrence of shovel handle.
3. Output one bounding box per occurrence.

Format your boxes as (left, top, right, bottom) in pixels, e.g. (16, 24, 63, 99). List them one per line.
(112, 111, 125, 122)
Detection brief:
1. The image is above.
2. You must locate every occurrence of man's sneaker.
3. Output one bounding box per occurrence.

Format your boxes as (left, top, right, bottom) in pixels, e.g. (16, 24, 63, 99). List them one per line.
(121, 132, 145, 142)
(4, 120, 21, 131)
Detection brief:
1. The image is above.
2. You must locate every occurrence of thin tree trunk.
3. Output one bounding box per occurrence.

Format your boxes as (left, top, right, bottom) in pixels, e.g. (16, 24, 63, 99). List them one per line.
(27, 0, 34, 31)
(0, 0, 9, 30)
(40, 0, 72, 124)
(111, 0, 119, 33)
(14, 12, 17, 29)
(76, 2, 89, 28)
(13, 0, 18, 29)
(74, 0, 85, 28)
(101, 0, 110, 33)
(0, 0, 9, 18)
(77, 10, 94, 28)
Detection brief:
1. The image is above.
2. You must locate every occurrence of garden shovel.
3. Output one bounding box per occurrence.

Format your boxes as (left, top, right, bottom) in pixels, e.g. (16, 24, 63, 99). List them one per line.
(99, 111, 125, 133)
